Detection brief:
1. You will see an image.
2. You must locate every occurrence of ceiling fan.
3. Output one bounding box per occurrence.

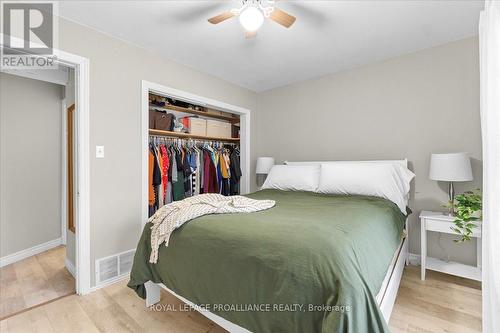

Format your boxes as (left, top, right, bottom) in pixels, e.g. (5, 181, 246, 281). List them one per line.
(207, 0, 296, 38)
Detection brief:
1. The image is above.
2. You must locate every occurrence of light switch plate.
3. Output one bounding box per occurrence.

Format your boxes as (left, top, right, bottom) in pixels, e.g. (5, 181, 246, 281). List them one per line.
(96, 145, 105, 158)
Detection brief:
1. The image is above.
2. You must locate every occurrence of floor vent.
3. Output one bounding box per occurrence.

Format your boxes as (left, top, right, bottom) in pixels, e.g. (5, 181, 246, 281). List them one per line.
(119, 250, 135, 275)
(96, 249, 135, 286)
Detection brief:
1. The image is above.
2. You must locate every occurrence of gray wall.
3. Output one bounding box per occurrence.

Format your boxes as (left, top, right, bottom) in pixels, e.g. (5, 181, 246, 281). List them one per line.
(57, 18, 258, 286)
(65, 68, 76, 267)
(55, 17, 480, 282)
(256, 37, 482, 265)
(0, 73, 63, 257)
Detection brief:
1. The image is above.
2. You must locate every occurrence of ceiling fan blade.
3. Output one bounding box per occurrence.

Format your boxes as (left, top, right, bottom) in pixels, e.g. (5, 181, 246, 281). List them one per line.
(207, 11, 235, 24)
(245, 30, 257, 39)
(269, 8, 296, 28)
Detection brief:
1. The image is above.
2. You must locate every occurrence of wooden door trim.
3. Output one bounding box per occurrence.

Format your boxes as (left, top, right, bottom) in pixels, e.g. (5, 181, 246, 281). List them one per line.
(67, 104, 76, 233)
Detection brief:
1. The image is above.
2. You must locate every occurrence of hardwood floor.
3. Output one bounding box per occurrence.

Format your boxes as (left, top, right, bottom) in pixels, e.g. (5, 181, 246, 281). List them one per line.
(0, 246, 76, 320)
(389, 266, 481, 333)
(0, 265, 480, 332)
(0, 277, 224, 333)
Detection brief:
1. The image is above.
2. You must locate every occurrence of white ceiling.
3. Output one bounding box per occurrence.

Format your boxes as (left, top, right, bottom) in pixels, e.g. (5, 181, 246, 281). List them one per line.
(59, 0, 483, 92)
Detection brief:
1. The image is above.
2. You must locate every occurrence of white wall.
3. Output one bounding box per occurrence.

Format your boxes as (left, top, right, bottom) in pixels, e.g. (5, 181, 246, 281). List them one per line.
(0, 73, 63, 257)
(57, 18, 258, 287)
(256, 37, 482, 265)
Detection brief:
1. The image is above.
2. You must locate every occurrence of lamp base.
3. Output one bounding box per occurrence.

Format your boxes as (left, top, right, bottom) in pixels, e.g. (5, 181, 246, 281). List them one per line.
(448, 181, 455, 216)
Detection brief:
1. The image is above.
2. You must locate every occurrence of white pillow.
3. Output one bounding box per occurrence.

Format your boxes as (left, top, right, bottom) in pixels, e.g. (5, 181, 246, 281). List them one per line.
(317, 163, 414, 214)
(262, 165, 320, 192)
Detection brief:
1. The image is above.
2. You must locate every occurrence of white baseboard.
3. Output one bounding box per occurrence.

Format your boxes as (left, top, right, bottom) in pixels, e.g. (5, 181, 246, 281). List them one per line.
(89, 274, 129, 293)
(65, 257, 76, 278)
(0, 238, 62, 268)
(408, 253, 481, 281)
(408, 253, 421, 266)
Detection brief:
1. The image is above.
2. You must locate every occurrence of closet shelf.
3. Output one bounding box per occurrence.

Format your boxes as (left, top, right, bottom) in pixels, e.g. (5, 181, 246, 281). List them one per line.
(149, 129, 240, 143)
(149, 104, 240, 124)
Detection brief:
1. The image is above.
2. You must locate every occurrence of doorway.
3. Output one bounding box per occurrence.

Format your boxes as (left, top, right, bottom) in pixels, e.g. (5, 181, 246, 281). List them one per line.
(0, 67, 76, 319)
(0, 40, 91, 300)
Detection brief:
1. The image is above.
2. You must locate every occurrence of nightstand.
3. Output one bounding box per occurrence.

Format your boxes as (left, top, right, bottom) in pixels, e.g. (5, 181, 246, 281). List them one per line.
(419, 211, 482, 281)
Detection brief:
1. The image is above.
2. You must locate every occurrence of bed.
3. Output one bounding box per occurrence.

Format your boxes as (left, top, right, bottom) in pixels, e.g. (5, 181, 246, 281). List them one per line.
(128, 160, 411, 333)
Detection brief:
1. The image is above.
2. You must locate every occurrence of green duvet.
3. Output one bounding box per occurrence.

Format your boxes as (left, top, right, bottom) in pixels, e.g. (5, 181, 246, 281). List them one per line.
(128, 190, 406, 333)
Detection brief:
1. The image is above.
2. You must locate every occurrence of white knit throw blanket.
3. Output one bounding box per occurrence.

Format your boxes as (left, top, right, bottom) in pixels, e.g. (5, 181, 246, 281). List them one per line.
(149, 194, 276, 263)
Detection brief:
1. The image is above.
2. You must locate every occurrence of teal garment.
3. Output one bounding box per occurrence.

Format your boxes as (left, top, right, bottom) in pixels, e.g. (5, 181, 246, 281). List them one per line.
(172, 170, 185, 201)
(128, 190, 406, 333)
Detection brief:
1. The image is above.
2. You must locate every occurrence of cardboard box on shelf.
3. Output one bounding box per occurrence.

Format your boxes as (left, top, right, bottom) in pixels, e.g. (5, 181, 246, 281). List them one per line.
(206, 119, 232, 138)
(190, 118, 207, 136)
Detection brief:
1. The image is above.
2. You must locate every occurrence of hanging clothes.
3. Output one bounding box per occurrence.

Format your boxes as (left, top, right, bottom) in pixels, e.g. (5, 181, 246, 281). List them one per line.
(203, 150, 210, 193)
(150, 143, 162, 213)
(148, 150, 155, 217)
(183, 149, 192, 196)
(160, 145, 169, 200)
(193, 149, 201, 195)
(198, 149, 204, 194)
(166, 148, 174, 204)
(172, 147, 185, 201)
(215, 152, 222, 193)
(203, 150, 219, 193)
(229, 146, 242, 195)
(148, 137, 240, 216)
(158, 149, 164, 208)
(220, 150, 230, 196)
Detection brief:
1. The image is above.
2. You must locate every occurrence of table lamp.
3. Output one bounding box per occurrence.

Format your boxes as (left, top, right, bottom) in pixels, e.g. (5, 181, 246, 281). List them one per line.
(256, 157, 275, 175)
(429, 152, 473, 215)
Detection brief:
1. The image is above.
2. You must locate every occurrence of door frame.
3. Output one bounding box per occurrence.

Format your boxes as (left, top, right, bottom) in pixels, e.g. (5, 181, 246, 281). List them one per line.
(141, 80, 251, 227)
(61, 101, 68, 246)
(1, 34, 91, 295)
(62, 103, 76, 241)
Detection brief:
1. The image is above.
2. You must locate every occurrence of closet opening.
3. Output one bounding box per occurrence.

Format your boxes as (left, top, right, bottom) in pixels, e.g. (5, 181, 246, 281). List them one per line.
(0, 65, 77, 319)
(141, 81, 251, 226)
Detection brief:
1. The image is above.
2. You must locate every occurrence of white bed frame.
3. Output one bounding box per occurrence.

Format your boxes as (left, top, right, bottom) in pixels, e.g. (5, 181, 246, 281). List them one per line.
(144, 159, 411, 332)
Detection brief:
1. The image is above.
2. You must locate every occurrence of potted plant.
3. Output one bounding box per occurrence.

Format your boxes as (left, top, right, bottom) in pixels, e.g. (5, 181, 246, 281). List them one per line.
(445, 190, 482, 242)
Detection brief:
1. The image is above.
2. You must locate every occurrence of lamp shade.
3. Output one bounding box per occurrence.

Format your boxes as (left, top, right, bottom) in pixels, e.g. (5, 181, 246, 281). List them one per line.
(429, 153, 473, 182)
(256, 157, 275, 174)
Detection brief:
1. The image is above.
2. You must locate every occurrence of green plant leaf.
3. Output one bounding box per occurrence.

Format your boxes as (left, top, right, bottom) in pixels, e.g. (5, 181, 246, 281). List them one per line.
(448, 189, 482, 242)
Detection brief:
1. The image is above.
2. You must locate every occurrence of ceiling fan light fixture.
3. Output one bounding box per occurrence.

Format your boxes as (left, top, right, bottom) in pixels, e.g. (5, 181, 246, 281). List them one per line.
(239, 6, 264, 32)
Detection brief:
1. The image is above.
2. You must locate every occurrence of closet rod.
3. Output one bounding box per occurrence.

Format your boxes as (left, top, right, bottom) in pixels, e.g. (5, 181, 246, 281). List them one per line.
(149, 129, 240, 143)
